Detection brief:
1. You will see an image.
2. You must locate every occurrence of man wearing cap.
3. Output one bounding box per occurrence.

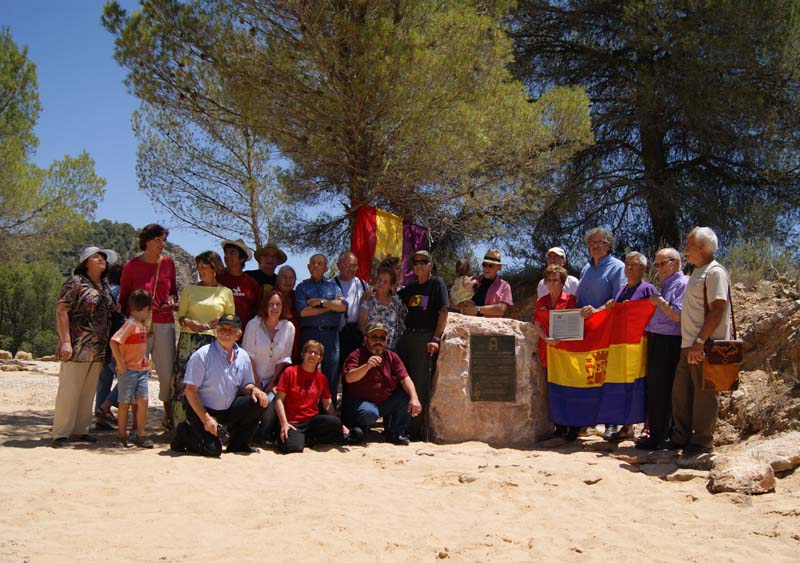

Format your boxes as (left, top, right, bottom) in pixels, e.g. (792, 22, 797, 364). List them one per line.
(333, 251, 369, 375)
(457, 249, 513, 318)
(536, 247, 579, 298)
(245, 242, 287, 296)
(342, 322, 422, 445)
(218, 239, 262, 333)
(171, 314, 268, 456)
(397, 250, 449, 439)
(295, 254, 348, 406)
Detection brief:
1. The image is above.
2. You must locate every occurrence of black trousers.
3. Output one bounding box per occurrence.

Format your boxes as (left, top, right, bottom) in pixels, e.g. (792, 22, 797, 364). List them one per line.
(646, 333, 682, 442)
(338, 323, 363, 374)
(185, 396, 265, 454)
(278, 414, 342, 454)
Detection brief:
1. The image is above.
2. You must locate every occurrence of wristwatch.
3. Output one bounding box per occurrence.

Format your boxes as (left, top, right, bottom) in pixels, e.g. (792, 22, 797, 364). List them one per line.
(319, 299, 326, 308)
(476, 306, 482, 317)
(695, 336, 705, 345)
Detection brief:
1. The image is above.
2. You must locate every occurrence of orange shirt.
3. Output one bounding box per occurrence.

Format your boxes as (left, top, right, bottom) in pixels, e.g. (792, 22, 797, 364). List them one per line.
(111, 318, 149, 370)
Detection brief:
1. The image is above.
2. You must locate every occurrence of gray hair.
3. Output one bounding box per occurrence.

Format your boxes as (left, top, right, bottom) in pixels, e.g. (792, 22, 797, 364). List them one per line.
(584, 227, 615, 249)
(657, 247, 681, 267)
(337, 250, 357, 264)
(689, 227, 718, 254)
(278, 264, 297, 277)
(626, 251, 647, 267)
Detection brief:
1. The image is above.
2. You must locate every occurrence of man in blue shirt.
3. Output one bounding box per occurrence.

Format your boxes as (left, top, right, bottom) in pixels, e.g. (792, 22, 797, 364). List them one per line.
(295, 254, 348, 406)
(171, 314, 268, 456)
(577, 227, 627, 315)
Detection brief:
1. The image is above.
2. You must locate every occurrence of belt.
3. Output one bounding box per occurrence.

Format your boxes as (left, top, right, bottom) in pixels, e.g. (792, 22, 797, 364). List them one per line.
(302, 325, 339, 331)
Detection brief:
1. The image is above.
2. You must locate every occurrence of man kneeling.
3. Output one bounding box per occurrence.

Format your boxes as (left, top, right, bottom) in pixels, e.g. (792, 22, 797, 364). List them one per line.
(343, 322, 422, 445)
(171, 315, 267, 456)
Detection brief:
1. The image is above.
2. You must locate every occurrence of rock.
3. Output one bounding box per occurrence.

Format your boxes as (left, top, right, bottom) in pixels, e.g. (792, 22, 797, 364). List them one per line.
(0, 350, 12, 360)
(638, 463, 678, 477)
(745, 431, 800, 473)
(429, 314, 550, 447)
(36, 355, 57, 361)
(664, 469, 708, 482)
(582, 478, 602, 485)
(14, 350, 32, 361)
(708, 456, 775, 494)
(613, 450, 677, 466)
(677, 452, 717, 470)
(0, 365, 22, 372)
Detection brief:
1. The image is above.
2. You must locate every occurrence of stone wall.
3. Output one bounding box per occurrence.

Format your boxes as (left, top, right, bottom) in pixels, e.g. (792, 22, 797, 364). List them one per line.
(429, 313, 550, 447)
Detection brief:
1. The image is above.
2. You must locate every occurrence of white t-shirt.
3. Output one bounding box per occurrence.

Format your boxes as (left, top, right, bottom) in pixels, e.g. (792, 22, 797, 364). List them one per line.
(680, 260, 731, 348)
(537, 275, 580, 298)
(241, 317, 295, 387)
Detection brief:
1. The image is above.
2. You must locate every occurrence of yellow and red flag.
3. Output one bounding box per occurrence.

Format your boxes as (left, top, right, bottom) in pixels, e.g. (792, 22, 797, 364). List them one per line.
(547, 299, 656, 426)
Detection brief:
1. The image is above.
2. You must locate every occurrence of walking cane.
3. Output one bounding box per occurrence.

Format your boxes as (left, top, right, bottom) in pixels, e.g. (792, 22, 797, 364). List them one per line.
(424, 354, 434, 442)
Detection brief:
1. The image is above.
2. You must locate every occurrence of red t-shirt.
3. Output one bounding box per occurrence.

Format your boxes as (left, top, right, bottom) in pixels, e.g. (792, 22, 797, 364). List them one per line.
(111, 318, 149, 370)
(119, 256, 177, 324)
(276, 365, 331, 424)
(342, 347, 408, 403)
(533, 292, 577, 368)
(217, 271, 262, 331)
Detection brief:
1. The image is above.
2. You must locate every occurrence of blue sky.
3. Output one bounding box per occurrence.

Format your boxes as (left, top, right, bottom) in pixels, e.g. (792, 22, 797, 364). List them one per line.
(2, 0, 314, 276)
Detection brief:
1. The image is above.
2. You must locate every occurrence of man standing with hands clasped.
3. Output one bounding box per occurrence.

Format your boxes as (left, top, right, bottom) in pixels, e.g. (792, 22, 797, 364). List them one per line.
(343, 322, 422, 445)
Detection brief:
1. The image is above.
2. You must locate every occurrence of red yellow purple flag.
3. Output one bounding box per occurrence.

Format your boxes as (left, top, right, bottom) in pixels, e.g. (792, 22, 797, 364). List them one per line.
(546, 299, 656, 426)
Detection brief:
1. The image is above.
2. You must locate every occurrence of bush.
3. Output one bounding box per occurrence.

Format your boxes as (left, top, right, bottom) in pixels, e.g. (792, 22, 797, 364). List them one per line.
(721, 238, 799, 287)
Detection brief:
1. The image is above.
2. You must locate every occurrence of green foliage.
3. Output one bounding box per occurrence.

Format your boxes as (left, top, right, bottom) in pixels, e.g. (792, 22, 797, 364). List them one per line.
(510, 0, 800, 260)
(0, 261, 63, 356)
(0, 30, 106, 261)
(104, 0, 592, 258)
(721, 238, 800, 287)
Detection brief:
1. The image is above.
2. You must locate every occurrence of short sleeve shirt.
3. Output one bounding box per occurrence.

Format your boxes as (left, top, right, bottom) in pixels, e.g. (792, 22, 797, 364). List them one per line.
(533, 292, 577, 367)
(399, 276, 449, 331)
(681, 260, 731, 348)
(576, 254, 627, 308)
(276, 365, 332, 424)
(111, 317, 149, 370)
(184, 341, 255, 411)
(217, 272, 262, 331)
(57, 274, 114, 362)
(343, 347, 409, 403)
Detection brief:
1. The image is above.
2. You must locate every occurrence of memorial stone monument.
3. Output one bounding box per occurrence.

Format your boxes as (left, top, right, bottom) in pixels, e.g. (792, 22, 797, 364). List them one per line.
(429, 313, 550, 447)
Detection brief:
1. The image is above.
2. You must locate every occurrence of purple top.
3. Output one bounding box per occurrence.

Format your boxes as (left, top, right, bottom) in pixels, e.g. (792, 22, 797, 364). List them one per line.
(646, 271, 687, 336)
(615, 279, 658, 303)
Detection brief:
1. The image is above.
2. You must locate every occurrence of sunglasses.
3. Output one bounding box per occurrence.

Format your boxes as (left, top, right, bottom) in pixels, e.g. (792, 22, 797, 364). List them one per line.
(412, 259, 430, 265)
(482, 262, 499, 268)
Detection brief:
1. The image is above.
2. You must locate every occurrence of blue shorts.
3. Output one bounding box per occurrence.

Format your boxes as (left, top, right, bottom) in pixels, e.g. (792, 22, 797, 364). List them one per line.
(118, 369, 149, 403)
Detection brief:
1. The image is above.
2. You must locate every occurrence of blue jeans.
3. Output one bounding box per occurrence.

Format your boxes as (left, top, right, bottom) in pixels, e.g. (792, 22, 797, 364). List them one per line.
(94, 359, 118, 411)
(343, 387, 411, 435)
(298, 326, 340, 406)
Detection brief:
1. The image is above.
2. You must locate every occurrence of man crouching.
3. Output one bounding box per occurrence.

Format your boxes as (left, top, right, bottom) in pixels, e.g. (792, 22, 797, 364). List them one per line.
(342, 322, 422, 445)
(171, 314, 267, 456)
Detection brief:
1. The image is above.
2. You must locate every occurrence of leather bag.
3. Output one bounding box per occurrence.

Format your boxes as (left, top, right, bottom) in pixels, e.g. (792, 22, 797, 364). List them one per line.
(701, 273, 742, 392)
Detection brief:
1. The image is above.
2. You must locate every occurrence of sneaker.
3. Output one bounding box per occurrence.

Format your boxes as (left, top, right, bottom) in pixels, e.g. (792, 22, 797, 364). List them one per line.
(51, 437, 69, 448)
(116, 437, 134, 448)
(71, 434, 98, 443)
(226, 445, 259, 454)
(682, 444, 714, 456)
(344, 427, 366, 445)
(634, 437, 661, 450)
(133, 436, 154, 449)
(95, 418, 114, 431)
(565, 427, 579, 442)
(386, 431, 410, 446)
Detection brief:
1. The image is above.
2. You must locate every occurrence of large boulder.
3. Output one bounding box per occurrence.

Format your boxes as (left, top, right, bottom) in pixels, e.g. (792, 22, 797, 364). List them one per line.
(707, 432, 800, 494)
(0, 350, 12, 360)
(14, 350, 32, 361)
(429, 313, 550, 447)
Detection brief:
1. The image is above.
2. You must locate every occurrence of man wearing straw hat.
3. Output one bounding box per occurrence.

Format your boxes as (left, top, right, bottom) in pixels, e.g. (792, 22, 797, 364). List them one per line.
(245, 241, 288, 296)
(457, 248, 513, 318)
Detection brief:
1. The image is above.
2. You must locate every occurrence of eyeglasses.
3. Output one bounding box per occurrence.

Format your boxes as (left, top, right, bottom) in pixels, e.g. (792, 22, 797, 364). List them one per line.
(588, 240, 608, 247)
(653, 259, 675, 268)
(367, 335, 387, 342)
(412, 259, 430, 266)
(482, 262, 499, 269)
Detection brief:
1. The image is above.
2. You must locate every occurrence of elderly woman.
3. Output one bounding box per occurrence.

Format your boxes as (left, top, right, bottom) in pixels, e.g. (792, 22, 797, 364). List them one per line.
(276, 264, 300, 361)
(119, 224, 178, 428)
(273, 340, 360, 453)
(170, 251, 235, 426)
(242, 289, 295, 442)
(533, 264, 579, 441)
(594, 251, 658, 440)
(576, 227, 627, 318)
(52, 246, 119, 448)
(358, 265, 405, 350)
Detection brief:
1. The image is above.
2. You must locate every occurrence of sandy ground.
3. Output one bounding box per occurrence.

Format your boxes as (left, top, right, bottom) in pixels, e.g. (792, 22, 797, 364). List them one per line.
(1, 364, 799, 562)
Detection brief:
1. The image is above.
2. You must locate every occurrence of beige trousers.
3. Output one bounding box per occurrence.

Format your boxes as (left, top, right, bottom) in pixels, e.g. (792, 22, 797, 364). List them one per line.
(52, 361, 102, 439)
(147, 322, 176, 402)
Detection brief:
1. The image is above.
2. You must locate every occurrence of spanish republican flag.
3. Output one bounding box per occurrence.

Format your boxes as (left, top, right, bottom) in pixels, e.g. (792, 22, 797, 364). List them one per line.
(546, 299, 656, 427)
(352, 206, 403, 281)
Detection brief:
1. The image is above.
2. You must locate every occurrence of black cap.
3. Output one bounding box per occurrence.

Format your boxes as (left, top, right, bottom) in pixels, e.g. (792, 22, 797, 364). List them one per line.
(217, 314, 241, 329)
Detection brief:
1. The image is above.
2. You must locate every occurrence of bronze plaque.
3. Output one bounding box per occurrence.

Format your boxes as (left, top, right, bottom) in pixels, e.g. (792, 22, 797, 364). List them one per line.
(470, 334, 516, 402)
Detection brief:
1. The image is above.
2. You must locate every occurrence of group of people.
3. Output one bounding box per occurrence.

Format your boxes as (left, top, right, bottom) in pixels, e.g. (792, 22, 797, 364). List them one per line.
(52, 221, 730, 458)
(532, 227, 731, 455)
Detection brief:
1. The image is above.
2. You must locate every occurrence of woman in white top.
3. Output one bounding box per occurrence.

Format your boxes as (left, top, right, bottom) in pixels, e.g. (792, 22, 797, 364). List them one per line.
(242, 289, 295, 443)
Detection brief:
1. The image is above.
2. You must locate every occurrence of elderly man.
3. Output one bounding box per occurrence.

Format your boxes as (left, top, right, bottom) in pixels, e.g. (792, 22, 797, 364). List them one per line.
(397, 250, 449, 440)
(171, 314, 268, 456)
(245, 242, 287, 296)
(577, 227, 627, 315)
(295, 254, 347, 406)
(343, 322, 422, 445)
(635, 247, 687, 450)
(458, 249, 513, 318)
(536, 247, 579, 298)
(218, 239, 262, 333)
(333, 251, 369, 374)
(670, 227, 731, 455)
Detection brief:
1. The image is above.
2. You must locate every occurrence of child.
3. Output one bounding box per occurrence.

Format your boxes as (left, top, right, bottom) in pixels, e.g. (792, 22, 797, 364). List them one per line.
(110, 289, 154, 448)
(450, 258, 477, 305)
